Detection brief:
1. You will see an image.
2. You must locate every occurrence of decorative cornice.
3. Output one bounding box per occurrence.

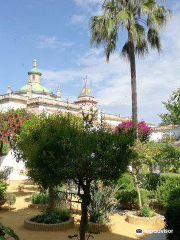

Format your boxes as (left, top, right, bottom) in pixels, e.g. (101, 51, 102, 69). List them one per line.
(151, 125, 180, 131)
(0, 94, 28, 103)
(103, 114, 130, 122)
(27, 97, 80, 111)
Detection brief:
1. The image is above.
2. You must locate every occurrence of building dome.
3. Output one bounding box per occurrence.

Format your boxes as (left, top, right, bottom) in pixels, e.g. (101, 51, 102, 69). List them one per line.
(20, 83, 50, 93)
(19, 59, 50, 94)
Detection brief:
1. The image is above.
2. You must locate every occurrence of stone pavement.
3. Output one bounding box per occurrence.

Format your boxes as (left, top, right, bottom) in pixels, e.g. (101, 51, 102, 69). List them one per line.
(142, 230, 166, 240)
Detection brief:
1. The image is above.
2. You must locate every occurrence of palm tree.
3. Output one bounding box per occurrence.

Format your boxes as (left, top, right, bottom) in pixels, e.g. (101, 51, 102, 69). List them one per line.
(90, 0, 171, 135)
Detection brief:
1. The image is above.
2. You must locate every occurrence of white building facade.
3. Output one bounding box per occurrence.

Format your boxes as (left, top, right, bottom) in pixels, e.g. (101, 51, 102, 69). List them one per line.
(0, 60, 131, 180)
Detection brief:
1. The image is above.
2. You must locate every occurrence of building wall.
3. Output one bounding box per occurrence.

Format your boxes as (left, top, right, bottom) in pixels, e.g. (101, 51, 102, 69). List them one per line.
(150, 128, 180, 141)
(0, 101, 26, 111)
(0, 151, 28, 180)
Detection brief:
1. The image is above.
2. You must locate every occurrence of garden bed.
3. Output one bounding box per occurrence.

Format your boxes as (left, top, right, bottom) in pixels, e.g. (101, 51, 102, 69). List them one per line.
(88, 221, 114, 232)
(126, 211, 162, 225)
(24, 216, 74, 231)
(29, 204, 48, 210)
(0, 199, 6, 206)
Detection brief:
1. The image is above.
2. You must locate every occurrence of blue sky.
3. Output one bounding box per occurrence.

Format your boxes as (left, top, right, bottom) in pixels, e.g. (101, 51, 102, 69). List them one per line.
(0, 0, 180, 125)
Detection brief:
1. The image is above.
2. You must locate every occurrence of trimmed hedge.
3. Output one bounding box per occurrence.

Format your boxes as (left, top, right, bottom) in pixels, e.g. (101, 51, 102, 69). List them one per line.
(116, 188, 150, 209)
(156, 173, 180, 207)
(137, 173, 160, 191)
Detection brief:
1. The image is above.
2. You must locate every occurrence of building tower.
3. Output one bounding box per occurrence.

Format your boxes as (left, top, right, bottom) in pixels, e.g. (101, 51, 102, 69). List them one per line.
(56, 85, 61, 100)
(7, 84, 11, 94)
(74, 78, 98, 111)
(28, 59, 42, 84)
(19, 59, 50, 94)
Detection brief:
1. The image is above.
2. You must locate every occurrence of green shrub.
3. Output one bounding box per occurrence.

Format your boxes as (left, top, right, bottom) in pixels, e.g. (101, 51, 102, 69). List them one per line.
(31, 204, 70, 224)
(89, 184, 117, 224)
(139, 205, 155, 217)
(31, 192, 49, 205)
(6, 194, 16, 209)
(117, 173, 134, 190)
(168, 187, 180, 204)
(116, 188, 150, 209)
(165, 200, 180, 240)
(0, 181, 8, 201)
(160, 173, 180, 182)
(138, 173, 160, 191)
(156, 174, 180, 207)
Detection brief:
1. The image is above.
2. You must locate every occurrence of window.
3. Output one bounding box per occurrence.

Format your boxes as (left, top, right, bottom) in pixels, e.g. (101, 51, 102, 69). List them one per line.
(32, 75, 35, 81)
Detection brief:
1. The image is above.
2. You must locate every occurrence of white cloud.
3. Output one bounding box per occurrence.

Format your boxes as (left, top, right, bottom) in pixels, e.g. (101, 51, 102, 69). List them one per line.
(41, 5, 180, 125)
(71, 14, 87, 24)
(36, 36, 74, 49)
(73, 0, 103, 13)
(71, 0, 103, 27)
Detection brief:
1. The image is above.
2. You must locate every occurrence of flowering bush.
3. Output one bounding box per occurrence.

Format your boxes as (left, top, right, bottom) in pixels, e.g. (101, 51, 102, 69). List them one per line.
(115, 120, 151, 141)
(0, 109, 30, 161)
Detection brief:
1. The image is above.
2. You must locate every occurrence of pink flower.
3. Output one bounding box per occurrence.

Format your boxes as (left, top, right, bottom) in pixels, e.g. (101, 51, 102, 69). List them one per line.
(115, 120, 151, 141)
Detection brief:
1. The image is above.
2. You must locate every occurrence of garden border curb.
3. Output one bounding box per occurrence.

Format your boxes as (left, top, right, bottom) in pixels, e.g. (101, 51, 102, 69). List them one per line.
(28, 204, 48, 210)
(24, 216, 74, 231)
(88, 221, 115, 232)
(126, 212, 162, 225)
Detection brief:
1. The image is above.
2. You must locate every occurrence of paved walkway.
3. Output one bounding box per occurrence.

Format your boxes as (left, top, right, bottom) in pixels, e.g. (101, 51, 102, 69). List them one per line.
(143, 230, 166, 240)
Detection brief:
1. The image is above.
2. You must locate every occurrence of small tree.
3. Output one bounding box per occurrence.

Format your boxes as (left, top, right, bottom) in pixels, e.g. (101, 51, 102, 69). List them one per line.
(160, 88, 180, 125)
(13, 112, 135, 240)
(13, 113, 82, 214)
(130, 141, 154, 208)
(0, 109, 29, 166)
(116, 120, 152, 208)
(60, 114, 135, 240)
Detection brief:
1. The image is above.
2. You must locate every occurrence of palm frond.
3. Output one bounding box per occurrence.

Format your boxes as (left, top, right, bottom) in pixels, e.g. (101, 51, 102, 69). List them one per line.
(121, 42, 130, 62)
(130, 23, 146, 45)
(135, 40, 149, 57)
(147, 28, 161, 52)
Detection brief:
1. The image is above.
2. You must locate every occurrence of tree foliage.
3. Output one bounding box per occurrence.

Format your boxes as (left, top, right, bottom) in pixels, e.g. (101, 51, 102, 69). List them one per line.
(90, 0, 171, 133)
(13, 112, 135, 240)
(91, 0, 171, 62)
(159, 88, 180, 125)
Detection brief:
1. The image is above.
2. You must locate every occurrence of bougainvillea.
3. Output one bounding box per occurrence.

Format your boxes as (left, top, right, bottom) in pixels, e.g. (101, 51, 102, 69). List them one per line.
(115, 120, 151, 142)
(0, 109, 30, 159)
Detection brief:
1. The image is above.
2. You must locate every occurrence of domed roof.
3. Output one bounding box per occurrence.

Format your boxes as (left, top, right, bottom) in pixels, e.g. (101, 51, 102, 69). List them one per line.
(29, 68, 42, 73)
(20, 83, 50, 93)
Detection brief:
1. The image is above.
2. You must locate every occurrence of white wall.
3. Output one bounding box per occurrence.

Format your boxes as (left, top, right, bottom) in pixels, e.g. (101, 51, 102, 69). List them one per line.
(0, 151, 28, 180)
(150, 128, 180, 141)
(0, 101, 26, 111)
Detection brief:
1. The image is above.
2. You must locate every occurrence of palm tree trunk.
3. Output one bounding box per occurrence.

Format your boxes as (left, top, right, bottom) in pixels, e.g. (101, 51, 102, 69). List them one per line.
(128, 35, 138, 137)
